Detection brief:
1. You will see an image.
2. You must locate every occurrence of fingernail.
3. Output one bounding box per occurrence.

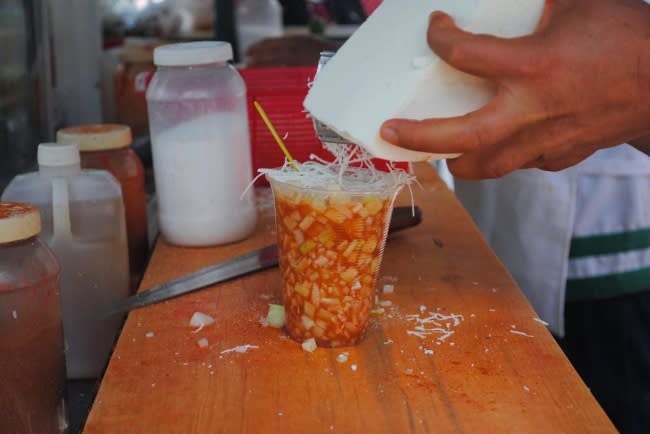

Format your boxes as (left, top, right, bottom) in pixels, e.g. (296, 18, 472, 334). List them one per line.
(381, 126, 399, 144)
(430, 11, 453, 29)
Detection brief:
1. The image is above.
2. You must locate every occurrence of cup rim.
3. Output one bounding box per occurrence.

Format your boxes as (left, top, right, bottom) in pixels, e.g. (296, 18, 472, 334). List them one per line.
(264, 169, 406, 197)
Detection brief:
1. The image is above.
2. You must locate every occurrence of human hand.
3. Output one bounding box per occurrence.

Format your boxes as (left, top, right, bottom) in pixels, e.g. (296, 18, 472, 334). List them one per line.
(380, 0, 650, 179)
(245, 35, 341, 67)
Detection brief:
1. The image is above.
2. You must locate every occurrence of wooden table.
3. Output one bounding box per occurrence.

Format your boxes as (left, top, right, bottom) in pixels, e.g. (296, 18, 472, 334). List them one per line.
(84, 164, 616, 433)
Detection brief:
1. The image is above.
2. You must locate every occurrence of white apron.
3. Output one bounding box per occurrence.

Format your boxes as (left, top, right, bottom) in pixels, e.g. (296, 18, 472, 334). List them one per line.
(454, 144, 650, 336)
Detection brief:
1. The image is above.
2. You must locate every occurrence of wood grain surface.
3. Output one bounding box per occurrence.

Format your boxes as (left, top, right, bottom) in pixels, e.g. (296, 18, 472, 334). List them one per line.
(84, 163, 616, 434)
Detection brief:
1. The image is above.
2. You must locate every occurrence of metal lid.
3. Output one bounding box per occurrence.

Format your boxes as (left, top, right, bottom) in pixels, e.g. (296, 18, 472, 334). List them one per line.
(57, 124, 132, 151)
(0, 202, 41, 244)
(154, 41, 233, 66)
(37, 142, 80, 167)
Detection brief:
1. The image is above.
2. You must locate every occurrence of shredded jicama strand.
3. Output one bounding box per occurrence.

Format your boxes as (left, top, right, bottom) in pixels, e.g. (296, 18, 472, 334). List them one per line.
(258, 143, 415, 194)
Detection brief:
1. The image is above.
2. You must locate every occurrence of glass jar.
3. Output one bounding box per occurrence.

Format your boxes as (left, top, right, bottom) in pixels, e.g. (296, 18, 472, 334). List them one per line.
(112, 39, 158, 137)
(0, 202, 66, 434)
(146, 41, 257, 247)
(57, 124, 148, 293)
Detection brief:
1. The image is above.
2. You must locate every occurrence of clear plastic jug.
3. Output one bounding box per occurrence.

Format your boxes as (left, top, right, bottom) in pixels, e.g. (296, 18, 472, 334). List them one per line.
(2, 143, 129, 380)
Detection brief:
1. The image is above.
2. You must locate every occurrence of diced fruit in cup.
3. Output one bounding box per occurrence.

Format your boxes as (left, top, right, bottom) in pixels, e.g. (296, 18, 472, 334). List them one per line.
(273, 186, 393, 347)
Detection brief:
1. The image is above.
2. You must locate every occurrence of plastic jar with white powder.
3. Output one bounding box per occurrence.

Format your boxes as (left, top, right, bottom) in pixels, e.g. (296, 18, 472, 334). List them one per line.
(146, 41, 257, 246)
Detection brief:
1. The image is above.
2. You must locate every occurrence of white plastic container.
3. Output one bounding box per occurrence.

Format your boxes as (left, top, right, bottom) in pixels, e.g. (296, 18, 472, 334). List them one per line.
(146, 41, 257, 246)
(1, 143, 129, 380)
(236, 0, 283, 61)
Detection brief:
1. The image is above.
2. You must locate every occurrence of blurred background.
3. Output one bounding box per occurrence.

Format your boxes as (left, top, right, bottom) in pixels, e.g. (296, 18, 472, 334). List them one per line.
(0, 0, 372, 192)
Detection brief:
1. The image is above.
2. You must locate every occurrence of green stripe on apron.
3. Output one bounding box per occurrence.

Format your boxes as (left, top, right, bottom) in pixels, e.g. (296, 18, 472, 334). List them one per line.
(569, 228, 650, 258)
(565, 267, 650, 301)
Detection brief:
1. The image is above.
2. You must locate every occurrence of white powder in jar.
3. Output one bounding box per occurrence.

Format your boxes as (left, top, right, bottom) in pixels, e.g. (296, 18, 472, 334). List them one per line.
(151, 112, 257, 246)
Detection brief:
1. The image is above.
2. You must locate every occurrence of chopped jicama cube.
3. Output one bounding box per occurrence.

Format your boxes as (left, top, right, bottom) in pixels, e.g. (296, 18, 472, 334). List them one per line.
(267, 304, 286, 328)
(302, 338, 317, 352)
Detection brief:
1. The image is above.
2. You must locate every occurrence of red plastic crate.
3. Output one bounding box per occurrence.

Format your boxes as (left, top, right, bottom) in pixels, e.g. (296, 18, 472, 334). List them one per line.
(239, 66, 408, 185)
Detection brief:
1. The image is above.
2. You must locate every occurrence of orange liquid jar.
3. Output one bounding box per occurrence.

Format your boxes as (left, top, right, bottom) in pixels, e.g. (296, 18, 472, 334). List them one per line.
(0, 202, 66, 433)
(57, 124, 148, 292)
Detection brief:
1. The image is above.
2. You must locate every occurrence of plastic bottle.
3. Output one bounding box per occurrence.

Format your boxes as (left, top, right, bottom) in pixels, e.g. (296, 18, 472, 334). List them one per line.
(1, 143, 129, 380)
(146, 41, 257, 247)
(57, 124, 148, 293)
(236, 0, 283, 62)
(0, 202, 67, 433)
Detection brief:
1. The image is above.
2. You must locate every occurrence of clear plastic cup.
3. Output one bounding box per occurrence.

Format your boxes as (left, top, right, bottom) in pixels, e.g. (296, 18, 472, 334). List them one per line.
(267, 175, 403, 347)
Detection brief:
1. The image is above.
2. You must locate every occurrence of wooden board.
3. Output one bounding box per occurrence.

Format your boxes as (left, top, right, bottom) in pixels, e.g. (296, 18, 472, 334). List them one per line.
(84, 164, 615, 434)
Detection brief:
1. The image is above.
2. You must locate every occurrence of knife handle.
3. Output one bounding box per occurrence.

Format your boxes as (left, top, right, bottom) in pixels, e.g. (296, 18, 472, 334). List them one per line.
(388, 206, 422, 234)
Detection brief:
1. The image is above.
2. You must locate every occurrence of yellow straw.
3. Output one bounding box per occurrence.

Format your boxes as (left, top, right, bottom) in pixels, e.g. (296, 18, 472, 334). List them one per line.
(253, 101, 300, 172)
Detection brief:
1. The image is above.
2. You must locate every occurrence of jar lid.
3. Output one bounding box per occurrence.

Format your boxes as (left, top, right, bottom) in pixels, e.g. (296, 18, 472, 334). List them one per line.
(0, 202, 41, 244)
(57, 124, 132, 151)
(154, 41, 233, 66)
(37, 142, 80, 167)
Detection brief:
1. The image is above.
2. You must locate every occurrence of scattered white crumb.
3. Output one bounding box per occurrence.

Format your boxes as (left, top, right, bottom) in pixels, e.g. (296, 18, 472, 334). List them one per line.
(419, 305, 427, 313)
(533, 317, 550, 326)
(510, 330, 534, 338)
(488, 308, 496, 312)
(383, 284, 395, 294)
(511, 324, 516, 329)
(259, 317, 269, 327)
(491, 288, 498, 293)
(371, 307, 385, 314)
(423, 348, 434, 355)
(220, 344, 259, 354)
(259, 293, 272, 300)
(145, 331, 155, 338)
(472, 281, 479, 286)
(523, 385, 530, 392)
(197, 338, 209, 348)
(12, 310, 17, 320)
(189, 312, 215, 333)
(277, 411, 284, 416)
(405, 368, 414, 375)
(336, 352, 349, 363)
(301, 338, 317, 353)
(351, 364, 358, 371)
(379, 300, 393, 307)
(384, 339, 393, 345)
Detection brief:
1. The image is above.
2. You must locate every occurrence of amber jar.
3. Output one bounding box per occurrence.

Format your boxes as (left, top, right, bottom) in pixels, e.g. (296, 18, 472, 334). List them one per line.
(0, 202, 66, 434)
(113, 40, 158, 137)
(57, 124, 148, 292)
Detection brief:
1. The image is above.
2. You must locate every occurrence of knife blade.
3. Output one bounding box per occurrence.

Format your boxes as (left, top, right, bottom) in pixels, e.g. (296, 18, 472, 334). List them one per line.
(102, 205, 421, 318)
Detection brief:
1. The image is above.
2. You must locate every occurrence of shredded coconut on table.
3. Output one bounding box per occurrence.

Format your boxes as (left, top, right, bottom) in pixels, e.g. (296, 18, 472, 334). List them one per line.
(509, 330, 534, 338)
(533, 317, 549, 326)
(220, 344, 259, 354)
(406, 311, 464, 342)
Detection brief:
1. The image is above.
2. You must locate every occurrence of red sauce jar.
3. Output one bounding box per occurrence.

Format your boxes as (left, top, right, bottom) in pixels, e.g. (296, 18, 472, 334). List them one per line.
(112, 40, 157, 137)
(57, 124, 148, 292)
(0, 202, 66, 434)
